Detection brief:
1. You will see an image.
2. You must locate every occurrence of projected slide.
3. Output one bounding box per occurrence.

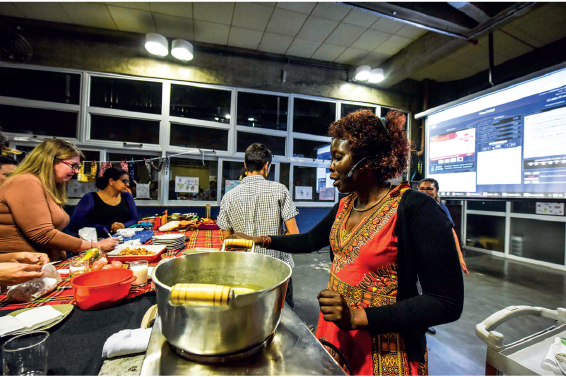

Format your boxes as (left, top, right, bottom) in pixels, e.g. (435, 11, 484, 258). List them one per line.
(425, 65, 566, 199)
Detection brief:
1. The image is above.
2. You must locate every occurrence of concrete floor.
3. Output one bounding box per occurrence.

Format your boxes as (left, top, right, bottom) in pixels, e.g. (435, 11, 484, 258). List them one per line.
(290, 249, 566, 375)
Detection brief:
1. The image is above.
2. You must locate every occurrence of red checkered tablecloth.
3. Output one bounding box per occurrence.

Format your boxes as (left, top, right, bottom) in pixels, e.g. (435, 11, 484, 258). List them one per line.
(0, 229, 224, 311)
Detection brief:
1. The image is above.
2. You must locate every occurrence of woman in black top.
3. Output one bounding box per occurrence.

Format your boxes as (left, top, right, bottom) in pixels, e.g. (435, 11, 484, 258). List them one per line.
(231, 110, 464, 375)
(69, 168, 138, 238)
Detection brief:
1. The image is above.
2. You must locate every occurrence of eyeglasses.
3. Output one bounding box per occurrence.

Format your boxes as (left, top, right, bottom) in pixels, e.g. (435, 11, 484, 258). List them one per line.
(56, 159, 81, 171)
(121, 179, 130, 185)
(418, 187, 436, 192)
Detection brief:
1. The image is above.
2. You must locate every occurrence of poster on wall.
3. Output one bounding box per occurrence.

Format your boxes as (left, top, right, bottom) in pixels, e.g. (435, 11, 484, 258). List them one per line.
(295, 186, 313, 200)
(175, 176, 199, 193)
(225, 180, 240, 193)
(319, 187, 335, 201)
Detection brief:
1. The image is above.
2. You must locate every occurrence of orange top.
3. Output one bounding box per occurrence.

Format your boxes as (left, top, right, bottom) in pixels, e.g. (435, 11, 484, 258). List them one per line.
(0, 174, 82, 261)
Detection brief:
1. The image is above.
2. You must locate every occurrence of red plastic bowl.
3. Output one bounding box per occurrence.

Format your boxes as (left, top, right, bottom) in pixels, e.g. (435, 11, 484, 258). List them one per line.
(71, 269, 136, 311)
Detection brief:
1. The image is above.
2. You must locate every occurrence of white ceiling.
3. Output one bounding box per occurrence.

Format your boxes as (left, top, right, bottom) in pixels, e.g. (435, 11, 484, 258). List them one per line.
(0, 1, 426, 68)
(409, 2, 566, 82)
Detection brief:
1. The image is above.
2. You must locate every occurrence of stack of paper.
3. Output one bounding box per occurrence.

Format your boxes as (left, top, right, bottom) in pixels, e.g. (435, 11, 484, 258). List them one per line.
(0, 306, 64, 337)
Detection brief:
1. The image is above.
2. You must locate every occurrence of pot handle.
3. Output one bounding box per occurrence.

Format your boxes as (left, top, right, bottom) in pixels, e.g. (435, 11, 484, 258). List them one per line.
(120, 276, 137, 285)
(169, 284, 234, 306)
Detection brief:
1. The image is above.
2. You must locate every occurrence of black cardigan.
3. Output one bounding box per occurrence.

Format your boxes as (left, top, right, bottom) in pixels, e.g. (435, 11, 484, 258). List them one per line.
(270, 189, 464, 363)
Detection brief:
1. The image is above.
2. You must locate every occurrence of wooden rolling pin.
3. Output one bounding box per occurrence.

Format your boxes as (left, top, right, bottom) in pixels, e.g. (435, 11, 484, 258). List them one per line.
(170, 284, 234, 306)
(222, 239, 254, 250)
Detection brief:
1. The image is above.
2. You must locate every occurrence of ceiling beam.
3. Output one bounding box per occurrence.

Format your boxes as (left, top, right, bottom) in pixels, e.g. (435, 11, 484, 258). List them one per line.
(376, 31, 469, 87)
(448, 2, 490, 23)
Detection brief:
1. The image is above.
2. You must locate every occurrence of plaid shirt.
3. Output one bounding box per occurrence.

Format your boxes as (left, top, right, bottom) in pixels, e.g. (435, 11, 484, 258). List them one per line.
(217, 175, 299, 267)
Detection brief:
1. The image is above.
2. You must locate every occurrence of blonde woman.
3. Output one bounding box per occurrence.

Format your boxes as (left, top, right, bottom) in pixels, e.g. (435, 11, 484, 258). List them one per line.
(0, 139, 118, 261)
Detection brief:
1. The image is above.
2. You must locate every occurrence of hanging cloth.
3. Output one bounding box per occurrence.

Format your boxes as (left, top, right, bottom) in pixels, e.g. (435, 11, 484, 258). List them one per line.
(100, 162, 112, 177)
(77, 163, 88, 182)
(120, 161, 129, 172)
(128, 162, 136, 183)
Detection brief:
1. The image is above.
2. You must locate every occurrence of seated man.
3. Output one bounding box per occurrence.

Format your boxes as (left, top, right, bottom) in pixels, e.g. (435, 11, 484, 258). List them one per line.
(217, 143, 299, 307)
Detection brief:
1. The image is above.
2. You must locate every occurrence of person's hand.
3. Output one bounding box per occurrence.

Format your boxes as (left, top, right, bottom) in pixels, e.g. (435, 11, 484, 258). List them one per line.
(96, 237, 119, 251)
(317, 289, 360, 331)
(110, 222, 125, 233)
(13, 252, 50, 266)
(0, 263, 44, 286)
(460, 258, 469, 275)
(229, 233, 264, 245)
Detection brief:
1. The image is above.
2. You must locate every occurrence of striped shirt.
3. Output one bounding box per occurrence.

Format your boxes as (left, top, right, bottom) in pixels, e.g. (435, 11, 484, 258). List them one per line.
(217, 175, 299, 267)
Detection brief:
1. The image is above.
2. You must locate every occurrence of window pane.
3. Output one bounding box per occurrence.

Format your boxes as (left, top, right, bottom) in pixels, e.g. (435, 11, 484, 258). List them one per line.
(0, 67, 80, 104)
(237, 132, 285, 156)
(467, 201, 506, 212)
(510, 218, 565, 265)
(293, 166, 336, 202)
(170, 85, 231, 122)
(0, 105, 77, 138)
(90, 115, 160, 144)
(465, 214, 505, 252)
(293, 98, 335, 136)
(280, 162, 290, 189)
(170, 124, 228, 151)
(13, 146, 34, 164)
(293, 139, 330, 159)
(220, 161, 275, 199)
(90, 77, 162, 114)
(237, 92, 288, 130)
(341, 103, 375, 117)
(169, 158, 218, 201)
(108, 153, 160, 200)
(67, 151, 101, 199)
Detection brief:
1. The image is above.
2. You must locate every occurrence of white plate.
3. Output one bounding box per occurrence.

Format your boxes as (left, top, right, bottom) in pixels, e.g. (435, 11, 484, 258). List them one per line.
(107, 245, 166, 256)
(153, 234, 185, 240)
(152, 239, 185, 244)
(158, 221, 181, 232)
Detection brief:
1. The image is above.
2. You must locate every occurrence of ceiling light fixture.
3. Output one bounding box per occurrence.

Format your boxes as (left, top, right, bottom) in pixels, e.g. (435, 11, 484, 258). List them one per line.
(145, 33, 168, 57)
(354, 65, 371, 81)
(171, 39, 194, 61)
(368, 68, 385, 83)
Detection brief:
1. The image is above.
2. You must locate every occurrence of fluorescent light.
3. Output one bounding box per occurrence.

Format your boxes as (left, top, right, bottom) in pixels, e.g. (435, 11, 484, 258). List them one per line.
(248, 118, 255, 121)
(368, 68, 385, 83)
(354, 65, 371, 81)
(171, 39, 194, 61)
(214, 117, 219, 121)
(145, 33, 168, 57)
(225, 114, 231, 119)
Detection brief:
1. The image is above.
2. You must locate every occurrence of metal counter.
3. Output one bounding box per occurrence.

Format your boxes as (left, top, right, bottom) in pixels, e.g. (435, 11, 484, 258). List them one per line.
(140, 305, 346, 375)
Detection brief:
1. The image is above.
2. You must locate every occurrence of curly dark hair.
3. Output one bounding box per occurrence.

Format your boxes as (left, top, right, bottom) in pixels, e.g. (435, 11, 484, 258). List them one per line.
(328, 109, 410, 181)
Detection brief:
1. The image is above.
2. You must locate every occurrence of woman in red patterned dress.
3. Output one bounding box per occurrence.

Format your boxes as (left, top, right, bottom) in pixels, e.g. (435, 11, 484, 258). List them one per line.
(231, 110, 464, 375)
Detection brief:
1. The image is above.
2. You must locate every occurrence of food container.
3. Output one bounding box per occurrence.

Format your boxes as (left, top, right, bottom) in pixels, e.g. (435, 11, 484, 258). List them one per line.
(153, 252, 292, 356)
(71, 269, 136, 310)
(106, 245, 167, 264)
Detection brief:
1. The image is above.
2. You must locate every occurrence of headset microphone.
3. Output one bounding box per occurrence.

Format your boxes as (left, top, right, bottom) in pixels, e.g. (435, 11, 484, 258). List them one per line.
(345, 156, 373, 179)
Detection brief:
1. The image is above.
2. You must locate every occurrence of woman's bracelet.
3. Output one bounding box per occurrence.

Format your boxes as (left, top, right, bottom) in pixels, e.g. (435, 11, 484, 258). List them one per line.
(262, 236, 271, 248)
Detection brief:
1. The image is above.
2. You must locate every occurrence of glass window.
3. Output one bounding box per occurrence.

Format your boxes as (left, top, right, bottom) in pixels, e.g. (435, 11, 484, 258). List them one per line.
(0, 105, 77, 138)
(293, 139, 330, 159)
(108, 153, 160, 200)
(467, 201, 506, 212)
(465, 214, 505, 252)
(170, 124, 228, 151)
(237, 92, 288, 130)
(67, 150, 101, 199)
(510, 218, 565, 265)
(341, 103, 375, 116)
(0, 67, 80, 104)
(293, 98, 335, 136)
(90, 77, 162, 114)
(293, 165, 336, 202)
(220, 161, 275, 199)
(280, 162, 290, 189)
(90, 115, 160, 144)
(237, 132, 286, 156)
(170, 84, 231, 122)
(169, 157, 218, 201)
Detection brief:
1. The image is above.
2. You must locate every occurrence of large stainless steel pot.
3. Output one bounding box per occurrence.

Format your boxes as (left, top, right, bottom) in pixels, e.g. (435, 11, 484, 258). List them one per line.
(153, 252, 292, 355)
